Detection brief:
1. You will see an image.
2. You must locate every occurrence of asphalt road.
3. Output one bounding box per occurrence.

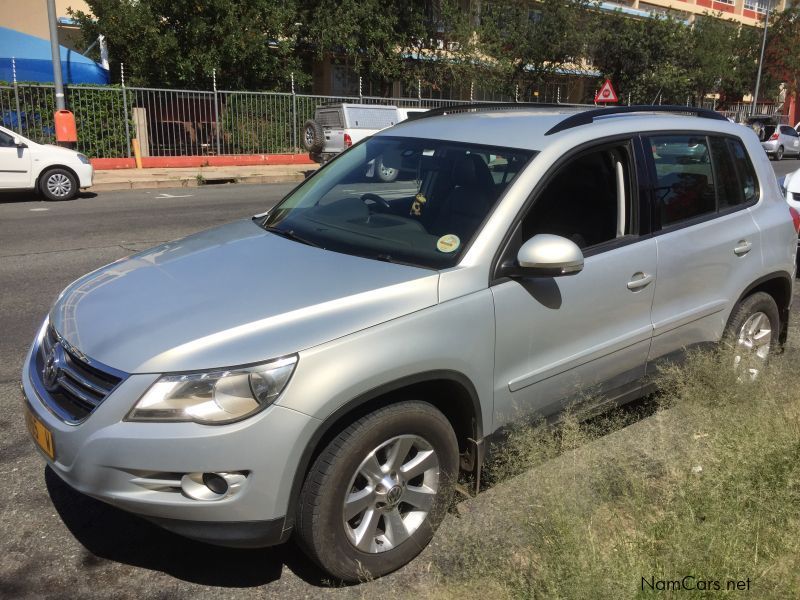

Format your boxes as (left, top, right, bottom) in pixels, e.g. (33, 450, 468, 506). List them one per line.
(0, 161, 797, 599)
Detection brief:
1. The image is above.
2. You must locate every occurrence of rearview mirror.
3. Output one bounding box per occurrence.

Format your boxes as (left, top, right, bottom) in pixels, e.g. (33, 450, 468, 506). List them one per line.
(13, 136, 27, 148)
(501, 234, 584, 278)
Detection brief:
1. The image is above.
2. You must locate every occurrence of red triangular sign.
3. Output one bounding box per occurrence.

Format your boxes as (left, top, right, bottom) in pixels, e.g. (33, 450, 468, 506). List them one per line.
(595, 79, 619, 103)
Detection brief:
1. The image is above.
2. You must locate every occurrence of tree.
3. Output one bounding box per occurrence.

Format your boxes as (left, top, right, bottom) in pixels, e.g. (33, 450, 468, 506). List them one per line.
(589, 13, 693, 104)
(764, 1, 800, 105)
(70, 0, 304, 90)
(480, 0, 592, 98)
(687, 15, 761, 107)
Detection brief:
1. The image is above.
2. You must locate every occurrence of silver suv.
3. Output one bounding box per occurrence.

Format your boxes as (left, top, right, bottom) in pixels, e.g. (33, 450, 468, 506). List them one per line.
(21, 104, 798, 581)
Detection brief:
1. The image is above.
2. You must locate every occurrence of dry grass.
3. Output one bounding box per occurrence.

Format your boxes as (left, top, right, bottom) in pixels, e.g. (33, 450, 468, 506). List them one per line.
(419, 346, 800, 599)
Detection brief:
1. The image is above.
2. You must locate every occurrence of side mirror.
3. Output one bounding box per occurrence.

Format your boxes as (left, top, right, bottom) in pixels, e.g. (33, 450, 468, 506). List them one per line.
(13, 136, 27, 148)
(501, 234, 584, 278)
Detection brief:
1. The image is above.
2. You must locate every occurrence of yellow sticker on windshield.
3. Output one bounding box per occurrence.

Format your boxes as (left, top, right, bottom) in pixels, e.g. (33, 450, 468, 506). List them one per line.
(437, 234, 461, 253)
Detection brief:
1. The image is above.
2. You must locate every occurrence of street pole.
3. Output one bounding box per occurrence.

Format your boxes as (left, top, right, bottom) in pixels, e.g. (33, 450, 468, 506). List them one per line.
(752, 0, 772, 117)
(47, 0, 65, 110)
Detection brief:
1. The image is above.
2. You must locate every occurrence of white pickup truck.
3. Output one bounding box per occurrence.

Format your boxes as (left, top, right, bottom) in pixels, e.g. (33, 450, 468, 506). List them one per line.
(302, 103, 426, 176)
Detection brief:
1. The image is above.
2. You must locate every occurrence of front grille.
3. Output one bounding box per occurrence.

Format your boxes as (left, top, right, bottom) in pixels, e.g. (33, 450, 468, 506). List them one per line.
(32, 325, 126, 424)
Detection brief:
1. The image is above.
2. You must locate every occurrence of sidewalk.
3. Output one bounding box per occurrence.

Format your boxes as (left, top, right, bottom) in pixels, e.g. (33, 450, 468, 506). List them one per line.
(92, 164, 318, 192)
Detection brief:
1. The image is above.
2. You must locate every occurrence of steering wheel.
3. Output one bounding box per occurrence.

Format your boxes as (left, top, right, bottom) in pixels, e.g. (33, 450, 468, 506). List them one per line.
(361, 193, 391, 210)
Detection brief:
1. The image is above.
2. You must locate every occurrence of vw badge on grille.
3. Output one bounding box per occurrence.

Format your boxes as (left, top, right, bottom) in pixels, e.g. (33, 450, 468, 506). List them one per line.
(42, 343, 61, 391)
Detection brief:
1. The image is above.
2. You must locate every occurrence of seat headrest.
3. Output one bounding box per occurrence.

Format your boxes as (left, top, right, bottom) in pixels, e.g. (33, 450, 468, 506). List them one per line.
(453, 154, 493, 188)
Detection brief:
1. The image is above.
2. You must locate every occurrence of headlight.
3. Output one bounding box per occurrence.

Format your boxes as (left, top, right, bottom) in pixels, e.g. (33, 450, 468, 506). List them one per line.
(127, 356, 297, 424)
(77, 153, 90, 164)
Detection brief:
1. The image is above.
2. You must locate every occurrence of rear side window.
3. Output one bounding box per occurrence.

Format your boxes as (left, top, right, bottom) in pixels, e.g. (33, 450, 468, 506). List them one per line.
(721, 138, 759, 208)
(709, 137, 743, 208)
(648, 135, 715, 226)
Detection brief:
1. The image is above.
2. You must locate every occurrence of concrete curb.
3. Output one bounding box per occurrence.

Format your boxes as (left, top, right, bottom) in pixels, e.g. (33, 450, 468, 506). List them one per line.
(91, 172, 311, 192)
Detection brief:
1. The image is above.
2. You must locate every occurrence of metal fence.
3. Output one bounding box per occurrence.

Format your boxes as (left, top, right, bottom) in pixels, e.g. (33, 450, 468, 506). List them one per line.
(0, 82, 498, 159)
(0, 81, 787, 159)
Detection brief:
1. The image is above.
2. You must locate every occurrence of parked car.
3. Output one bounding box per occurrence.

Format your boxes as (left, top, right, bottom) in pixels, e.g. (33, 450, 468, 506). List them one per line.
(302, 103, 426, 170)
(0, 125, 93, 200)
(22, 104, 797, 582)
(760, 124, 800, 160)
(776, 169, 800, 261)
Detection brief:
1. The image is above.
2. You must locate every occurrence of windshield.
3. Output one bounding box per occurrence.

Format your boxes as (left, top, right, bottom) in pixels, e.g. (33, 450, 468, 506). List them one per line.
(260, 136, 535, 269)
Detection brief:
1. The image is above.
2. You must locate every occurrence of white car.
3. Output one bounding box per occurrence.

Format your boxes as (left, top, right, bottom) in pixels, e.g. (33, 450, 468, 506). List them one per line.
(0, 125, 93, 200)
(777, 168, 800, 259)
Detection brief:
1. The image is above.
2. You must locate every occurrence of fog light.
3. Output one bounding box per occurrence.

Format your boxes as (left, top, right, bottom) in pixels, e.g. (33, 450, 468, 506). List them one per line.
(202, 472, 228, 495)
(180, 471, 247, 501)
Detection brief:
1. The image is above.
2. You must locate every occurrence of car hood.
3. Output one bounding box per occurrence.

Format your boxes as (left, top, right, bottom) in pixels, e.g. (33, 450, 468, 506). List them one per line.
(49, 219, 439, 373)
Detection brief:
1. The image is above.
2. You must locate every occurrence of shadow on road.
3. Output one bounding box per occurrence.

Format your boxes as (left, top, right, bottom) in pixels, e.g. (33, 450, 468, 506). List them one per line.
(0, 191, 97, 204)
(44, 467, 335, 589)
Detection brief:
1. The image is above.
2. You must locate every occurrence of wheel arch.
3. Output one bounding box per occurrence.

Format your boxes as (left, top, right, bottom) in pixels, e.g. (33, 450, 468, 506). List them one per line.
(35, 164, 80, 191)
(283, 370, 483, 531)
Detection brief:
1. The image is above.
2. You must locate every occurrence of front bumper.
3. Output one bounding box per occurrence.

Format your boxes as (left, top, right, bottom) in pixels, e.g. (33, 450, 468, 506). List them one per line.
(21, 340, 320, 547)
(76, 163, 93, 188)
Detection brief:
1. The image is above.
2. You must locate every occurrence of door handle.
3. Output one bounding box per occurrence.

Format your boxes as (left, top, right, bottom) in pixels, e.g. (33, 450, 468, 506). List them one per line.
(627, 272, 653, 291)
(734, 240, 753, 256)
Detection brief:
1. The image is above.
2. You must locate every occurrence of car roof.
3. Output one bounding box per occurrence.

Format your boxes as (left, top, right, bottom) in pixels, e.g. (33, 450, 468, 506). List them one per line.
(383, 107, 749, 151)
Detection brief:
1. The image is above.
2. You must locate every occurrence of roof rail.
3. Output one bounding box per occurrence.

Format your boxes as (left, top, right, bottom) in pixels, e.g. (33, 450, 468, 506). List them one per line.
(544, 104, 728, 136)
(405, 102, 581, 121)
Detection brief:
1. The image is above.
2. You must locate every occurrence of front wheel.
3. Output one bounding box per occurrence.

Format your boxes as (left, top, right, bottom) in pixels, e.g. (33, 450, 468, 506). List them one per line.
(39, 168, 78, 200)
(296, 401, 459, 582)
(723, 291, 780, 380)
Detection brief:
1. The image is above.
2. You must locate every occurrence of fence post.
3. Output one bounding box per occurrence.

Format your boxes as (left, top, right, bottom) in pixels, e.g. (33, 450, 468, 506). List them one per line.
(212, 68, 221, 155)
(12, 57, 22, 134)
(120, 62, 132, 158)
(358, 76, 363, 102)
(470, 81, 474, 103)
(557, 86, 561, 104)
(515, 84, 519, 103)
(291, 72, 298, 152)
(417, 79, 422, 106)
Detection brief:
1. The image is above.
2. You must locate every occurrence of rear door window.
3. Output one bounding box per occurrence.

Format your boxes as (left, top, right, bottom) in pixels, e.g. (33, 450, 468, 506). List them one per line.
(648, 135, 715, 227)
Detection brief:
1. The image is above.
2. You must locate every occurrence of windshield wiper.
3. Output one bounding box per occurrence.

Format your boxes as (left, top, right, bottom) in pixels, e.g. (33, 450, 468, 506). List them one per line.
(262, 225, 321, 248)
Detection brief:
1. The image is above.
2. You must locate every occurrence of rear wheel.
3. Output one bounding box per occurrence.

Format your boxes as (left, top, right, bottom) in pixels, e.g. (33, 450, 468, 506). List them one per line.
(775, 145, 784, 161)
(296, 401, 459, 582)
(39, 168, 77, 200)
(723, 292, 780, 380)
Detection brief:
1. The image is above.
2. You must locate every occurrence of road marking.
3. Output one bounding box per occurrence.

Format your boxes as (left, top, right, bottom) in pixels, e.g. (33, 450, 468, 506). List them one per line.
(29, 208, 49, 212)
(155, 193, 193, 199)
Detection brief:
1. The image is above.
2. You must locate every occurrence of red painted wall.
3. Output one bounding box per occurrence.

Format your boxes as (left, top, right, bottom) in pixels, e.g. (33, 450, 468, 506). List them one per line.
(91, 153, 315, 170)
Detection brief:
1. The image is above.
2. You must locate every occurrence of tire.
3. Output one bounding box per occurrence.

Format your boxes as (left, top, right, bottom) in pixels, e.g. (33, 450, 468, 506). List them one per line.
(296, 401, 459, 582)
(775, 145, 784, 161)
(39, 168, 77, 201)
(302, 119, 325, 153)
(376, 155, 399, 182)
(723, 291, 780, 380)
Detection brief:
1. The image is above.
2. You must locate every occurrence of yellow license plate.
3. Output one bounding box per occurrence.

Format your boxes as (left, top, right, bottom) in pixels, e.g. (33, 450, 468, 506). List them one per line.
(25, 408, 55, 460)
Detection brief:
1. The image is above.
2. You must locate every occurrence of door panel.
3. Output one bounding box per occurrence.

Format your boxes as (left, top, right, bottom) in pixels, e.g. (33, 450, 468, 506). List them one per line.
(492, 239, 657, 427)
(647, 209, 760, 368)
(0, 145, 31, 189)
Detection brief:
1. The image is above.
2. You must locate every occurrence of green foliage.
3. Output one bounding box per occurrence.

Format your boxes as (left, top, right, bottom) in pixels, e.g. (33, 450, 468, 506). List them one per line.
(765, 1, 800, 100)
(219, 93, 293, 153)
(70, 0, 305, 90)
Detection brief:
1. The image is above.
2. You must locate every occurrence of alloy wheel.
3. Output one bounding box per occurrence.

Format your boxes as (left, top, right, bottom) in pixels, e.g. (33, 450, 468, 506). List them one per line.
(342, 434, 439, 554)
(733, 311, 772, 380)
